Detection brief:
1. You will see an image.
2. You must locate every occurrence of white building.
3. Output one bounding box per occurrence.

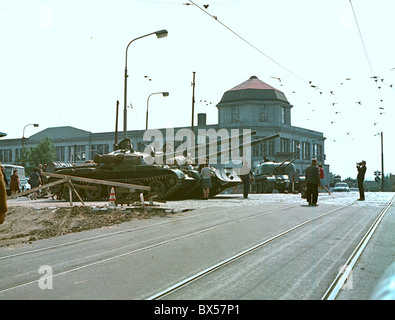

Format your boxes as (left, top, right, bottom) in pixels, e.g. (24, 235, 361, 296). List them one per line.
(0, 76, 327, 175)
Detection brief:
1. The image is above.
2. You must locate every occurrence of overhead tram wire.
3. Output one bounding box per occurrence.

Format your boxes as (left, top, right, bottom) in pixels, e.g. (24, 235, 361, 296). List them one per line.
(187, 0, 309, 85)
(186, 1, 386, 146)
(186, 1, 372, 119)
(349, 0, 374, 75)
(349, 0, 384, 109)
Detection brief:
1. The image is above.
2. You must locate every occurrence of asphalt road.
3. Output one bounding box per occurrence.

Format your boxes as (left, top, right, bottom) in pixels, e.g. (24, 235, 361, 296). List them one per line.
(0, 191, 394, 300)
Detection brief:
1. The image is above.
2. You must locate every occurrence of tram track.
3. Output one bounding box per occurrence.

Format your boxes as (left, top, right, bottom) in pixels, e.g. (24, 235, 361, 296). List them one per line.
(0, 204, 298, 261)
(0, 203, 300, 295)
(147, 196, 394, 300)
(0, 195, 392, 299)
(322, 194, 395, 300)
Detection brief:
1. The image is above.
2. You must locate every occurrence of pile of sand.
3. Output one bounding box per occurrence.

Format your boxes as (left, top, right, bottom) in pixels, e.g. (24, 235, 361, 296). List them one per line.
(0, 205, 176, 247)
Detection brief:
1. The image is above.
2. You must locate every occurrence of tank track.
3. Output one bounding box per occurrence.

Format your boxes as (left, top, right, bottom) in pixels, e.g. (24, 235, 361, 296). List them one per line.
(50, 173, 184, 201)
(107, 173, 184, 201)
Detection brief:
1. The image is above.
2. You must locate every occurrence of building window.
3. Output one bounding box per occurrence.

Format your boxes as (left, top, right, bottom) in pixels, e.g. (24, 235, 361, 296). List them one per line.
(280, 138, 290, 153)
(282, 107, 286, 124)
(302, 142, 310, 160)
(313, 144, 323, 162)
(268, 140, 275, 156)
(231, 105, 239, 123)
(15, 148, 22, 162)
(75, 145, 86, 162)
(260, 105, 268, 122)
(291, 140, 300, 159)
(253, 138, 266, 157)
(0, 149, 12, 163)
(255, 139, 275, 157)
(91, 144, 109, 158)
(56, 146, 66, 162)
(68, 145, 86, 162)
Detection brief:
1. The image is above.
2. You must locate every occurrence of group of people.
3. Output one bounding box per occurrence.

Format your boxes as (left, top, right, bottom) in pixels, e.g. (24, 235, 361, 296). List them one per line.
(2, 164, 43, 199)
(305, 158, 366, 206)
(0, 163, 46, 225)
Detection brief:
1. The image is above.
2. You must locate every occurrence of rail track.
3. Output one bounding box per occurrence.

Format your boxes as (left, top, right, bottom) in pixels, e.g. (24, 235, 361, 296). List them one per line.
(0, 203, 300, 295)
(147, 196, 394, 300)
(0, 195, 393, 299)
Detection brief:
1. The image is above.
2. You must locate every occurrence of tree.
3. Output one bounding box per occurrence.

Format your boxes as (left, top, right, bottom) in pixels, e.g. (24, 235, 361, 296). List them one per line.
(25, 137, 56, 174)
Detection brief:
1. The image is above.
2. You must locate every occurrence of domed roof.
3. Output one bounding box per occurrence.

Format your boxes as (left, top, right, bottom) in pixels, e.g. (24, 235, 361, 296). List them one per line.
(218, 76, 289, 104)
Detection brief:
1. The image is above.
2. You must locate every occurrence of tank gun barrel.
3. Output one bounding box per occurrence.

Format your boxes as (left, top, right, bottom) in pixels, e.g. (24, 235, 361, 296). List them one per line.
(200, 133, 280, 163)
(164, 130, 257, 158)
(277, 151, 299, 168)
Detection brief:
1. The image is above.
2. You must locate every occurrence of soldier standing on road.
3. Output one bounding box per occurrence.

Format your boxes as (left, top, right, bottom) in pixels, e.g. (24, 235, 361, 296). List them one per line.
(305, 158, 320, 206)
(29, 168, 42, 200)
(240, 160, 254, 199)
(357, 160, 366, 201)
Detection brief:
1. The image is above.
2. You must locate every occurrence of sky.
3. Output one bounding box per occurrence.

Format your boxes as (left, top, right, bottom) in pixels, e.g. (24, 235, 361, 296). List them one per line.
(1, 0, 394, 180)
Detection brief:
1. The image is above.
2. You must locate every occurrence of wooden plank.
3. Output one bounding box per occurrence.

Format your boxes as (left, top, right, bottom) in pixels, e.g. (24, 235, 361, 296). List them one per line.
(66, 177, 85, 205)
(7, 178, 67, 200)
(43, 172, 151, 192)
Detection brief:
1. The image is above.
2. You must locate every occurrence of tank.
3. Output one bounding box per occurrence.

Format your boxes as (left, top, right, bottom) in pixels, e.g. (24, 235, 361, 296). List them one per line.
(46, 138, 190, 201)
(165, 132, 281, 199)
(253, 152, 303, 193)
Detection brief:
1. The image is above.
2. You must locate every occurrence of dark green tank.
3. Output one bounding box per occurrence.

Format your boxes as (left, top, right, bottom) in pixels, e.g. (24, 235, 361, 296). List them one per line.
(47, 138, 189, 201)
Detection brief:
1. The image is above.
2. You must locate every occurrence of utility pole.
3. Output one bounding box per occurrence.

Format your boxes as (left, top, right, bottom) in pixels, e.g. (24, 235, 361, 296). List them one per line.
(191, 71, 196, 132)
(381, 131, 384, 191)
(114, 100, 119, 146)
(191, 72, 196, 162)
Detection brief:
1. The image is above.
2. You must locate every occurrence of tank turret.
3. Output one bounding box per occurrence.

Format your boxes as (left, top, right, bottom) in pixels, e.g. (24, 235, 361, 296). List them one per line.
(253, 151, 302, 193)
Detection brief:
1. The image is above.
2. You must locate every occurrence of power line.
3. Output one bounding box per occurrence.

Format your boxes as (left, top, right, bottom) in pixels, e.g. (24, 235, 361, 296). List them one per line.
(187, 0, 309, 84)
(349, 0, 374, 75)
(186, 0, 388, 136)
(349, 0, 383, 107)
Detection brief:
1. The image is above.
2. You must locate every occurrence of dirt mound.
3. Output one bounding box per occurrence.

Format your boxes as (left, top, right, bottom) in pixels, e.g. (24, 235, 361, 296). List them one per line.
(0, 205, 177, 247)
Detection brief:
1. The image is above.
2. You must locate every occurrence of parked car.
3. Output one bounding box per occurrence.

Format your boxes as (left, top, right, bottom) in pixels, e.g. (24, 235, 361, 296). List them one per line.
(332, 182, 350, 192)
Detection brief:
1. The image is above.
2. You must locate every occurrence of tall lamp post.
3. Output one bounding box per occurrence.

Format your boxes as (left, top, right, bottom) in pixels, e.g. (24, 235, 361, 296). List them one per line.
(21, 123, 39, 163)
(375, 131, 384, 191)
(146, 92, 169, 130)
(123, 29, 168, 139)
(380, 131, 384, 191)
(22, 123, 39, 149)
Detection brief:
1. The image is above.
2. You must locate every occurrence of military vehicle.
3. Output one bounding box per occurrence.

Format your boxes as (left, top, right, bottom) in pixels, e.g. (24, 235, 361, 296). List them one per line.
(46, 138, 190, 201)
(253, 153, 303, 193)
(46, 132, 280, 201)
(164, 132, 280, 199)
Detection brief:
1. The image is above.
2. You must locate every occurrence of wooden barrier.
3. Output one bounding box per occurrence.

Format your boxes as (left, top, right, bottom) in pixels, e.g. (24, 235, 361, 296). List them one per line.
(8, 172, 151, 206)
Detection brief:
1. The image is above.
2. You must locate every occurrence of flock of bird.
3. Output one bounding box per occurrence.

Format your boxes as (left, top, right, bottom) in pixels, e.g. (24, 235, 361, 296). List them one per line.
(183, 1, 394, 145)
(268, 73, 393, 141)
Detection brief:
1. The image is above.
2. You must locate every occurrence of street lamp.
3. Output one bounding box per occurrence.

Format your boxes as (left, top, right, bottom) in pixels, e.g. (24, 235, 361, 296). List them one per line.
(123, 29, 168, 139)
(22, 123, 39, 149)
(146, 92, 169, 130)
